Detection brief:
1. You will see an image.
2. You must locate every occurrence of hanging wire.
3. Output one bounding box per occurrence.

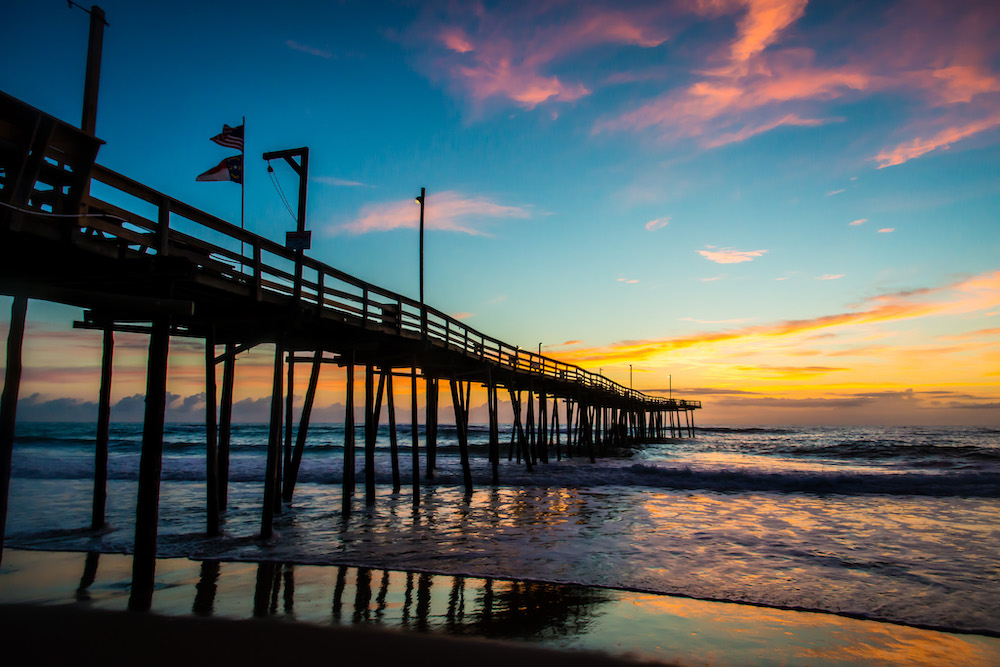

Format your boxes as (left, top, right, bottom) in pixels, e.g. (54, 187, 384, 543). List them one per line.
(267, 161, 298, 223)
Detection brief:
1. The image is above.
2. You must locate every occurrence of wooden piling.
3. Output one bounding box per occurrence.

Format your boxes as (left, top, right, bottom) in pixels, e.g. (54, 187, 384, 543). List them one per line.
(128, 316, 170, 611)
(261, 342, 284, 540)
(410, 365, 420, 505)
(487, 371, 499, 485)
(0, 296, 28, 565)
(217, 343, 235, 510)
(538, 390, 548, 464)
(91, 326, 112, 531)
(449, 377, 473, 495)
(425, 378, 438, 480)
(364, 363, 377, 505)
(204, 329, 219, 536)
(386, 369, 400, 493)
(284, 348, 321, 503)
(282, 352, 295, 501)
(343, 354, 355, 514)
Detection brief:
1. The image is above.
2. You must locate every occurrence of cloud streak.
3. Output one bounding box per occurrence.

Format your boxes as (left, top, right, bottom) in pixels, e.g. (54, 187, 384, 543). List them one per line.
(555, 270, 1000, 366)
(333, 191, 531, 236)
(416, 4, 671, 110)
(698, 246, 768, 264)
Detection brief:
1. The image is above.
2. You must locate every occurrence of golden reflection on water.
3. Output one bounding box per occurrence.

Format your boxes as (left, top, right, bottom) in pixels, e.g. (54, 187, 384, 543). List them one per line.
(2, 549, 998, 666)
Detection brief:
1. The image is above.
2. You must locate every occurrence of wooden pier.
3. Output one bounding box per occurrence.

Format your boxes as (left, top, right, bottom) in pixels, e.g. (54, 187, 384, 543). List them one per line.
(0, 91, 700, 608)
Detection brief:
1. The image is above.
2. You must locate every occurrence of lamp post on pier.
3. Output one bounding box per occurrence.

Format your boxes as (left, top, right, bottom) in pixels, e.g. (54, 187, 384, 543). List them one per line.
(415, 187, 426, 336)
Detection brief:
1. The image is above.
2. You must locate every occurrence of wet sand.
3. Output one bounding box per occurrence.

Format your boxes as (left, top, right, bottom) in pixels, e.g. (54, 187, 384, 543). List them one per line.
(1, 549, 999, 666)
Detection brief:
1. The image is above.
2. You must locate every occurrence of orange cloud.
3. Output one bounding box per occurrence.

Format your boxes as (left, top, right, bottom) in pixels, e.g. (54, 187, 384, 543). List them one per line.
(422, 4, 670, 109)
(698, 246, 768, 263)
(334, 191, 531, 236)
(874, 113, 1000, 168)
(849, 218, 867, 226)
(556, 270, 1000, 367)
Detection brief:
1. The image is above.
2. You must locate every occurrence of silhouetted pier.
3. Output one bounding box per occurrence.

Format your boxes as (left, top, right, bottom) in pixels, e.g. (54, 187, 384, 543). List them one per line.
(0, 90, 700, 608)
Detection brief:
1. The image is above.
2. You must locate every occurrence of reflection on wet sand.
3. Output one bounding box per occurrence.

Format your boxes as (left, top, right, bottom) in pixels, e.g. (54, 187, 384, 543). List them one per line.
(1, 549, 998, 667)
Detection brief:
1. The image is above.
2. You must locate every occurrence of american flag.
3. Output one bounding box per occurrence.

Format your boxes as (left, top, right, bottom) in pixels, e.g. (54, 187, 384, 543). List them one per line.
(210, 124, 244, 151)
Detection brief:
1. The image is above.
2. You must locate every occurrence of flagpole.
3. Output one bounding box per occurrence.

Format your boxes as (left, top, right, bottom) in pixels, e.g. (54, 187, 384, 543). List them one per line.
(240, 115, 245, 275)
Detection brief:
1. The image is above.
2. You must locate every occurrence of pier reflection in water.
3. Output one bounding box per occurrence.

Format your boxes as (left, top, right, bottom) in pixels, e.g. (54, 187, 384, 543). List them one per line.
(242, 559, 614, 640)
(3, 549, 999, 667)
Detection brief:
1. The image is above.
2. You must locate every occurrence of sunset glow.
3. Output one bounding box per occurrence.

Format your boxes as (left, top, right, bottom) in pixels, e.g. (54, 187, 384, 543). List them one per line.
(1, 0, 997, 426)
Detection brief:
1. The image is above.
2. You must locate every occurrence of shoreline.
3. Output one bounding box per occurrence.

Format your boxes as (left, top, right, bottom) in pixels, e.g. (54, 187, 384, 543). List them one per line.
(2, 548, 999, 666)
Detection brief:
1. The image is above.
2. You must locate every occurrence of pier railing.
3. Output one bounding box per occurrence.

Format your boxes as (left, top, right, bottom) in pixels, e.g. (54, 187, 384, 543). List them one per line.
(80, 164, 697, 411)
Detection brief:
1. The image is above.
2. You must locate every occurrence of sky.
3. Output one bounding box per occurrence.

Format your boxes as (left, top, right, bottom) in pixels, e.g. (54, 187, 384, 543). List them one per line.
(1, 0, 999, 426)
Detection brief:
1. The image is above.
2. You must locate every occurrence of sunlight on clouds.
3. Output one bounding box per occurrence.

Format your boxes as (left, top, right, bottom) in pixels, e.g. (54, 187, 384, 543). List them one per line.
(334, 191, 530, 236)
(878, 228, 895, 233)
(698, 246, 768, 264)
(645, 216, 670, 230)
(817, 274, 845, 280)
(874, 113, 1000, 168)
(849, 218, 867, 226)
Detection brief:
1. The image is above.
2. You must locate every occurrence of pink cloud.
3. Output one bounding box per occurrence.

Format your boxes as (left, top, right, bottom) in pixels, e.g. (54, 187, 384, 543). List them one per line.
(645, 216, 670, 230)
(336, 191, 530, 236)
(878, 228, 895, 233)
(419, 4, 671, 110)
(874, 113, 1000, 168)
(849, 218, 867, 226)
(817, 274, 844, 280)
(698, 246, 768, 264)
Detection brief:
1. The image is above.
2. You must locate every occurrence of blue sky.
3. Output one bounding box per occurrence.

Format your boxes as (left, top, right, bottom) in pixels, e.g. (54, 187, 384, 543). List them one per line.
(2, 0, 999, 424)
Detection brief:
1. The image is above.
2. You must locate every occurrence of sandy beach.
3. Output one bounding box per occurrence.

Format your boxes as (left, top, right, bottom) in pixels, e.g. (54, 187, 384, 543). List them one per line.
(2, 548, 999, 666)
(0, 602, 666, 667)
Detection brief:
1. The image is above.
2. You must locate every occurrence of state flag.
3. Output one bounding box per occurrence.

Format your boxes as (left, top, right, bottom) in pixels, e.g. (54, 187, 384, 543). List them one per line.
(196, 155, 242, 184)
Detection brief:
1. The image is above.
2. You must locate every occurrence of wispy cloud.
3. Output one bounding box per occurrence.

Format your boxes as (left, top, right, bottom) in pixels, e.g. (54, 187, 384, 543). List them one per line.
(617, 276, 640, 284)
(878, 228, 895, 233)
(451, 312, 473, 320)
(333, 190, 530, 236)
(874, 113, 1000, 168)
(680, 317, 753, 324)
(698, 246, 768, 264)
(314, 176, 370, 188)
(554, 270, 1000, 366)
(817, 274, 844, 280)
(286, 39, 332, 59)
(645, 216, 670, 230)
(825, 188, 845, 196)
(415, 4, 671, 110)
(849, 218, 867, 226)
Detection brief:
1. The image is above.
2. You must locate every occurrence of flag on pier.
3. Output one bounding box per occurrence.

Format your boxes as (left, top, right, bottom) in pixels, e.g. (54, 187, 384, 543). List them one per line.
(210, 123, 244, 151)
(196, 156, 243, 184)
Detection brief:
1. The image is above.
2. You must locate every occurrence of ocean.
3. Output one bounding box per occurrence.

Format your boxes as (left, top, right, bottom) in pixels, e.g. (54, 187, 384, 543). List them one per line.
(4, 421, 999, 639)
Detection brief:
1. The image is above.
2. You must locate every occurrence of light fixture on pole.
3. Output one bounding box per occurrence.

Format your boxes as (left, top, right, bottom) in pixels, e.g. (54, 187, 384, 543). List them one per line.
(415, 187, 426, 336)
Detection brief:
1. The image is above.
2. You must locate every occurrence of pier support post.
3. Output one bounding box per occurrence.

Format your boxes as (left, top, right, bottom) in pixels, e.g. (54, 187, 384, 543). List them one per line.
(386, 369, 400, 493)
(449, 377, 473, 496)
(538, 391, 548, 464)
(217, 343, 235, 510)
(285, 348, 322, 503)
(425, 378, 438, 479)
(410, 365, 420, 505)
(129, 316, 170, 611)
(364, 364, 376, 504)
(261, 342, 284, 539)
(283, 353, 295, 503)
(0, 296, 28, 565)
(487, 371, 499, 485)
(92, 326, 113, 531)
(343, 353, 355, 515)
(204, 329, 220, 536)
